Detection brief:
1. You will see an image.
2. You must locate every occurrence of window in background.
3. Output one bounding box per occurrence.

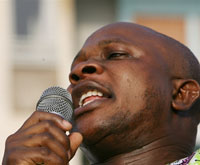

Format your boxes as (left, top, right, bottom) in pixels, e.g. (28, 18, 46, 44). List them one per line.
(135, 15, 185, 44)
(12, 0, 57, 114)
(14, 0, 40, 36)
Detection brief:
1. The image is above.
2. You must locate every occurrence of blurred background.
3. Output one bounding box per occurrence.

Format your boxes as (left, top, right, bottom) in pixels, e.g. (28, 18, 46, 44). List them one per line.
(0, 0, 200, 164)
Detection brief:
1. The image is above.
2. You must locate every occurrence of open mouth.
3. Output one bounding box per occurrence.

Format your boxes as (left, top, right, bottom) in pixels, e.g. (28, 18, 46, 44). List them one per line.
(71, 81, 113, 110)
(79, 90, 103, 107)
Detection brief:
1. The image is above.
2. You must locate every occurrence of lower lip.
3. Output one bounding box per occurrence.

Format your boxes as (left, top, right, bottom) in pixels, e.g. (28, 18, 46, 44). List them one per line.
(74, 97, 109, 118)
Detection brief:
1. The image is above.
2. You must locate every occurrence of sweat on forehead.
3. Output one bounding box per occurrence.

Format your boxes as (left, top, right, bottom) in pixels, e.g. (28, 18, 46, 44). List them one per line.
(84, 22, 200, 83)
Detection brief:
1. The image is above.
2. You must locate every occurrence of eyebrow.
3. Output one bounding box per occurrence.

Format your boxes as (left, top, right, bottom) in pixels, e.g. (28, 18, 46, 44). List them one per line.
(72, 38, 137, 65)
(73, 38, 128, 60)
(98, 38, 130, 47)
(98, 38, 144, 58)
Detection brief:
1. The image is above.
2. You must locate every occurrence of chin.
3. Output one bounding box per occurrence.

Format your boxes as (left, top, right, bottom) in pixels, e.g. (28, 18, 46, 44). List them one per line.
(73, 116, 110, 146)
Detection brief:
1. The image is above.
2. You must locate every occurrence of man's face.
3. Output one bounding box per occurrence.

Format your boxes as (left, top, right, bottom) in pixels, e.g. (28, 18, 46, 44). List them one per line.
(69, 23, 173, 152)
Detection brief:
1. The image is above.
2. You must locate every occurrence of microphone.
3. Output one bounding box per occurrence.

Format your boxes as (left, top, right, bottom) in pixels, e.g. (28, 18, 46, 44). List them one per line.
(36, 86, 73, 122)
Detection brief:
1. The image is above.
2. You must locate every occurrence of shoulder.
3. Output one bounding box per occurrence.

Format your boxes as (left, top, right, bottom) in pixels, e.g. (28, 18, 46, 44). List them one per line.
(168, 149, 200, 165)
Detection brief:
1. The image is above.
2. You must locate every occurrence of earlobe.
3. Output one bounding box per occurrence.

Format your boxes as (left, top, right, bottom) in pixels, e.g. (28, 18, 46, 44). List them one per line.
(172, 79, 200, 111)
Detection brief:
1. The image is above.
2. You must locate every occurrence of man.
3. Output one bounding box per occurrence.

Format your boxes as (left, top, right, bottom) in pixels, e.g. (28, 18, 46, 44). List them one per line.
(2, 22, 200, 165)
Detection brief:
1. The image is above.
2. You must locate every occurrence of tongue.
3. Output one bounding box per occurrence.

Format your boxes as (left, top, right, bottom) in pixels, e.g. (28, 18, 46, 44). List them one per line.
(83, 96, 102, 105)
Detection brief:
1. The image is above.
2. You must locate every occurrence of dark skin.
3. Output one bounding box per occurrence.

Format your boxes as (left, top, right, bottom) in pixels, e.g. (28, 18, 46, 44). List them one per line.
(2, 112, 83, 165)
(3, 22, 200, 165)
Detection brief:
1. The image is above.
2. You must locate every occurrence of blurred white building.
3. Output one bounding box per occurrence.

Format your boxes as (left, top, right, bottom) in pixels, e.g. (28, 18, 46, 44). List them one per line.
(1, 0, 200, 164)
(0, 0, 82, 164)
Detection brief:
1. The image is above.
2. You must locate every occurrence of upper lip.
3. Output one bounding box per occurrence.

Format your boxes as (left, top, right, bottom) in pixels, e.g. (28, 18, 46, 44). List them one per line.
(71, 80, 112, 109)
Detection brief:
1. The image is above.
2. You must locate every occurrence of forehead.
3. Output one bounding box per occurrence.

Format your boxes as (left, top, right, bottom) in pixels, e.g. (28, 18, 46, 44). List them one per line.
(79, 23, 166, 57)
(74, 27, 143, 59)
(72, 23, 170, 71)
(72, 34, 144, 66)
(84, 25, 146, 48)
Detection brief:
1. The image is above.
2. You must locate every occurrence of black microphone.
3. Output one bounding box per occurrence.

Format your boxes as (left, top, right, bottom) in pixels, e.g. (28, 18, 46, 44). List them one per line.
(36, 86, 73, 122)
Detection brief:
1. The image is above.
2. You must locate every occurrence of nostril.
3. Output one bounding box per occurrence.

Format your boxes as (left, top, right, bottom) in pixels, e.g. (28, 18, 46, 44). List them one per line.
(71, 74, 80, 81)
(82, 66, 96, 74)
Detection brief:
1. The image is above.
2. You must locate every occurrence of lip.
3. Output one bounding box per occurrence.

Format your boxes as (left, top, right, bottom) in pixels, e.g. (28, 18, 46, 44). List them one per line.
(71, 80, 113, 117)
(74, 97, 110, 118)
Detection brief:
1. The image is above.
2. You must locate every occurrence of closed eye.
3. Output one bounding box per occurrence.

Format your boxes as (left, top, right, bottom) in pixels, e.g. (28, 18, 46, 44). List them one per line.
(107, 52, 130, 60)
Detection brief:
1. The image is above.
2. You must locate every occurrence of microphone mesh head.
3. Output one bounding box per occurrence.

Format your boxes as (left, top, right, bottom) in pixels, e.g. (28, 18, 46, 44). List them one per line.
(36, 86, 73, 122)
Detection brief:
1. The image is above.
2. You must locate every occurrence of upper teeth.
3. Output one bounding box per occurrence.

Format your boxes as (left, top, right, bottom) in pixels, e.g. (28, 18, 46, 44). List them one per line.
(79, 90, 103, 107)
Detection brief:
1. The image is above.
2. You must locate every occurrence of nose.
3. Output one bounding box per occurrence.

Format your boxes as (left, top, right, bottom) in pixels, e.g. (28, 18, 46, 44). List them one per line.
(69, 60, 104, 85)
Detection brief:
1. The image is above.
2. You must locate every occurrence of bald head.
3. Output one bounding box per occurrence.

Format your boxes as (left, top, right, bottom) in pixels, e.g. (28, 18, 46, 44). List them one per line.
(87, 22, 200, 82)
(82, 22, 200, 120)
(70, 22, 200, 163)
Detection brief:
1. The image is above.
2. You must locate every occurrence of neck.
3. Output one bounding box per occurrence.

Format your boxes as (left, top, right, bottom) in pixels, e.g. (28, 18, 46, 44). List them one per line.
(94, 142, 190, 165)
(85, 134, 195, 165)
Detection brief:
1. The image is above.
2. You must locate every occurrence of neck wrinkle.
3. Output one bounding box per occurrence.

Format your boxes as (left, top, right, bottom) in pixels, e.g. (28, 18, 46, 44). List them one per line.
(92, 134, 194, 165)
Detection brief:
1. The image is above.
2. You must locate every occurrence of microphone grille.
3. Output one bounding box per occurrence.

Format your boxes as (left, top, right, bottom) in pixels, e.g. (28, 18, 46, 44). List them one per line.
(36, 86, 73, 122)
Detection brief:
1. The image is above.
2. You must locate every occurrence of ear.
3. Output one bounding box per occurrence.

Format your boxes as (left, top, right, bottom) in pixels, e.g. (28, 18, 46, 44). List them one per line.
(172, 79, 200, 111)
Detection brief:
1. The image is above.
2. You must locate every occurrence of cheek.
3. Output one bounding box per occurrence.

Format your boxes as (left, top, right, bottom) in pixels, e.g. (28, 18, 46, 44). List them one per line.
(113, 68, 148, 113)
(110, 63, 172, 126)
